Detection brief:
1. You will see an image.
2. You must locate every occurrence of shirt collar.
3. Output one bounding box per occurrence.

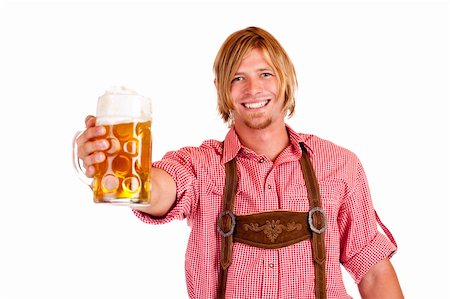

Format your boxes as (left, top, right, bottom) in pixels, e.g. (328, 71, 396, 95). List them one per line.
(221, 125, 313, 164)
(221, 127, 242, 164)
(285, 124, 314, 156)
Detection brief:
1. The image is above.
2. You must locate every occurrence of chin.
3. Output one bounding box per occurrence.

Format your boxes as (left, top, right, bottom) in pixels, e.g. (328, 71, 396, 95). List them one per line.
(244, 118, 272, 130)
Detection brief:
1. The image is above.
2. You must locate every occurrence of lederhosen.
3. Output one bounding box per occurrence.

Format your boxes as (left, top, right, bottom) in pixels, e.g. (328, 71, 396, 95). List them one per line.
(217, 142, 328, 299)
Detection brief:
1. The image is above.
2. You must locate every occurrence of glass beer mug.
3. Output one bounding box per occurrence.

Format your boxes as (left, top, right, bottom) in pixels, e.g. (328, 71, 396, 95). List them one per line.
(73, 86, 152, 206)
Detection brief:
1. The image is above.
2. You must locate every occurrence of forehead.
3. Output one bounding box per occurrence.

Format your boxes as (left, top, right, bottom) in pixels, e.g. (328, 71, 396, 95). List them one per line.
(237, 47, 274, 70)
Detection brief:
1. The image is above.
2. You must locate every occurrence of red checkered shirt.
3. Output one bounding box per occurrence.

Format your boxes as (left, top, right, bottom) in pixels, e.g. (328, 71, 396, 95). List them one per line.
(134, 126, 397, 299)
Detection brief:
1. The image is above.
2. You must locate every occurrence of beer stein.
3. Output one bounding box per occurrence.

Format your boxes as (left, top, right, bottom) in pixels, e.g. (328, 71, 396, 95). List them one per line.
(73, 86, 152, 206)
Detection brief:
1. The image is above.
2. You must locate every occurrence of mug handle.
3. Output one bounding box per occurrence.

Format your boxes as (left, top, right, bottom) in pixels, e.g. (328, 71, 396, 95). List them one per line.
(72, 130, 93, 188)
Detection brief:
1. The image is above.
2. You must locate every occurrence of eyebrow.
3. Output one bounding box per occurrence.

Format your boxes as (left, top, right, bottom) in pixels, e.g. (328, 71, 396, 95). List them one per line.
(257, 68, 274, 72)
(234, 67, 274, 75)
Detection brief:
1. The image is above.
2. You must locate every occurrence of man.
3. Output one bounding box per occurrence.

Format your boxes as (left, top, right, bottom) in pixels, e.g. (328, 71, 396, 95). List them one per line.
(76, 27, 403, 298)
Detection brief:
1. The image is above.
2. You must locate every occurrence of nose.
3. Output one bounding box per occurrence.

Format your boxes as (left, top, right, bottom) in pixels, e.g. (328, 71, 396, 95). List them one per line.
(244, 77, 262, 96)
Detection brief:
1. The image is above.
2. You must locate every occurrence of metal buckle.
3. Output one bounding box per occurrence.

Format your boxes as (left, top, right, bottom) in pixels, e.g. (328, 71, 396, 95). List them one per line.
(308, 207, 328, 234)
(217, 210, 236, 237)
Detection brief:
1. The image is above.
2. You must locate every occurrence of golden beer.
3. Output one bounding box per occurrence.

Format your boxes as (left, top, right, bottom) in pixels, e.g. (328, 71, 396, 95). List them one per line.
(92, 121, 152, 205)
(72, 86, 153, 206)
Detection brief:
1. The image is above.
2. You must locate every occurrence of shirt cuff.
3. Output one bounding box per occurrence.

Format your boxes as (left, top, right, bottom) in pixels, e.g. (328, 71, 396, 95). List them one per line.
(342, 232, 397, 283)
(132, 197, 184, 225)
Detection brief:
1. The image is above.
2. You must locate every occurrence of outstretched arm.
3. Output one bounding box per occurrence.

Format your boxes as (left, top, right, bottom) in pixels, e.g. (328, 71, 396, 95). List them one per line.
(133, 167, 177, 217)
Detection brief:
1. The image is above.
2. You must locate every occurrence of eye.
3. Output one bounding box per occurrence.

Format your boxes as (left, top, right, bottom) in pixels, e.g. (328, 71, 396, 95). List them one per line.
(231, 76, 244, 83)
(261, 72, 273, 78)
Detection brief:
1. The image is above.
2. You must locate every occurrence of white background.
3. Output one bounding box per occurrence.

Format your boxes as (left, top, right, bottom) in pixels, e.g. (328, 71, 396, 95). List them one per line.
(1, 1, 449, 298)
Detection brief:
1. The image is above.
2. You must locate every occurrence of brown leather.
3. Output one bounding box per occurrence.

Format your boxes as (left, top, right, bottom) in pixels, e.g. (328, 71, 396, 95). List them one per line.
(217, 158, 237, 299)
(217, 142, 327, 299)
(234, 211, 311, 249)
(299, 142, 327, 299)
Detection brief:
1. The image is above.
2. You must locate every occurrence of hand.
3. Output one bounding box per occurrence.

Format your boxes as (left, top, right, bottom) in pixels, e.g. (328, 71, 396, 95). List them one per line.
(75, 115, 109, 178)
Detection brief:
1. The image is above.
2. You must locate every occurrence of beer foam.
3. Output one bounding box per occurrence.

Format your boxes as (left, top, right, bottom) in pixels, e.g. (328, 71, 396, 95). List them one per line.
(96, 86, 152, 125)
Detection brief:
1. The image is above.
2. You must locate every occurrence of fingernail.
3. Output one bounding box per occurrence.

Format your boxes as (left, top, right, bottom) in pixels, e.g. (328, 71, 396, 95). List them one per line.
(95, 152, 105, 162)
(97, 126, 106, 135)
(98, 140, 108, 149)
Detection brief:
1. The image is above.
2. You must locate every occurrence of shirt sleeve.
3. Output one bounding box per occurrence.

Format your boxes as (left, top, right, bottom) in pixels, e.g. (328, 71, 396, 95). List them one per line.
(338, 158, 397, 283)
(133, 148, 199, 225)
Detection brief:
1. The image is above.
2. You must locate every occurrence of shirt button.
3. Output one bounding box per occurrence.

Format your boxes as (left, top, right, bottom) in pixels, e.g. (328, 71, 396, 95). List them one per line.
(259, 158, 264, 163)
(268, 262, 274, 268)
(267, 184, 272, 189)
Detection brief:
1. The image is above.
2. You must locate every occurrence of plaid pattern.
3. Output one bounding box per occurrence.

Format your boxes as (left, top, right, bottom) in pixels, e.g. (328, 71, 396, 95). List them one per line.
(134, 126, 397, 299)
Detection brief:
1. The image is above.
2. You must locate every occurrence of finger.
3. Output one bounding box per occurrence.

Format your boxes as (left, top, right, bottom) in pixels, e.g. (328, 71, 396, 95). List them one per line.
(76, 115, 102, 147)
(76, 125, 106, 149)
(85, 165, 96, 178)
(85, 115, 96, 128)
(78, 139, 109, 160)
(82, 151, 106, 170)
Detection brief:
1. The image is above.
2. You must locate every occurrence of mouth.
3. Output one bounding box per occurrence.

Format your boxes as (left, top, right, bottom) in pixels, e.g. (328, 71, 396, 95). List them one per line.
(242, 100, 270, 109)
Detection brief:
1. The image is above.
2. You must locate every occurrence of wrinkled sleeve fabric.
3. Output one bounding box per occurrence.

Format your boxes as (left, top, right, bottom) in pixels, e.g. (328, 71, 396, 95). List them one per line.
(338, 157, 397, 283)
(133, 148, 199, 225)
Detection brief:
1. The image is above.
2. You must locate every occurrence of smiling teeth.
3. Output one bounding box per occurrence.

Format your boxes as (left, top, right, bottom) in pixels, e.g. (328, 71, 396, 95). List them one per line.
(244, 100, 269, 109)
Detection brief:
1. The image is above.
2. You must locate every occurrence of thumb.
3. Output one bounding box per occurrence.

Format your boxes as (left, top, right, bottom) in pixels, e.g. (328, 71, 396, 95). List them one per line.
(85, 115, 96, 128)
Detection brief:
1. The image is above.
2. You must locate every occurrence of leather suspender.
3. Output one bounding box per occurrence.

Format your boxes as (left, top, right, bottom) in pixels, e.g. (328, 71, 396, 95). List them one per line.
(217, 158, 237, 299)
(217, 142, 327, 299)
(299, 142, 327, 299)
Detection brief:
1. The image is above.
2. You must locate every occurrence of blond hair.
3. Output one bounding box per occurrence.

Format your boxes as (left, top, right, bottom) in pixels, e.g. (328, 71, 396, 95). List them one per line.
(213, 26, 298, 124)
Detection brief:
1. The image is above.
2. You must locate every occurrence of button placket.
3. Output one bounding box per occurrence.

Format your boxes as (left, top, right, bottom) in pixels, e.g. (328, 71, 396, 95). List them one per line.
(263, 167, 278, 210)
(262, 251, 278, 298)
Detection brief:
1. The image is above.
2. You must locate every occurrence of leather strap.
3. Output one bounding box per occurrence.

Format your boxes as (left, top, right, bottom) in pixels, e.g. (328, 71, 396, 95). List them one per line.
(217, 158, 237, 299)
(217, 143, 327, 298)
(299, 142, 327, 299)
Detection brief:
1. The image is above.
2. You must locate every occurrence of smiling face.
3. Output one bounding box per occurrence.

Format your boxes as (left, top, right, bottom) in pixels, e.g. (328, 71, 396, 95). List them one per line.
(214, 27, 298, 126)
(230, 48, 285, 130)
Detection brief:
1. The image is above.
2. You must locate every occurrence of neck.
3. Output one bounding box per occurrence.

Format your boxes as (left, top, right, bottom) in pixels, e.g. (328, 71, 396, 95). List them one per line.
(234, 122, 290, 161)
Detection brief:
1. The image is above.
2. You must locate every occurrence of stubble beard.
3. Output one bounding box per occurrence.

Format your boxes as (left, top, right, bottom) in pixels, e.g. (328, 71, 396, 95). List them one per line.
(243, 112, 272, 130)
